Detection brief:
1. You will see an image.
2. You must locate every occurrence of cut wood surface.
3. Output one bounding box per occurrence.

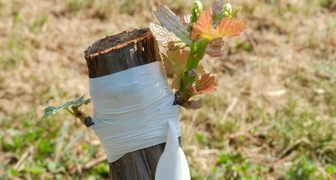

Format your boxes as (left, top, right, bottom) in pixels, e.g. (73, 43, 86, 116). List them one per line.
(84, 28, 161, 78)
(84, 28, 172, 180)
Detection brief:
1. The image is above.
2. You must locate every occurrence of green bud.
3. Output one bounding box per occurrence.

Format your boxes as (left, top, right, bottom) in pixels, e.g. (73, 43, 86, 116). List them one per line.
(222, 3, 232, 18)
(213, 2, 233, 26)
(188, 0, 203, 32)
(191, 0, 203, 23)
(188, 69, 198, 78)
(231, 7, 241, 18)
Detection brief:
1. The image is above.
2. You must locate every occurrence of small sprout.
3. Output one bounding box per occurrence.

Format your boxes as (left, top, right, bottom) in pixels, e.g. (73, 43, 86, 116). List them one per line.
(43, 96, 91, 119)
(153, 1, 246, 108)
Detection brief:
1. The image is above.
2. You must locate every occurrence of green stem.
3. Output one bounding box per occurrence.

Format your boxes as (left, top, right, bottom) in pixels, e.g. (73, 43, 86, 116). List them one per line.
(187, 39, 208, 70)
(180, 39, 208, 91)
(176, 39, 209, 105)
(65, 107, 76, 117)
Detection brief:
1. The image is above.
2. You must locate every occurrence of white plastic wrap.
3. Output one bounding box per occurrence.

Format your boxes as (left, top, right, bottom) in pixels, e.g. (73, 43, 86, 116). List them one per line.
(89, 61, 190, 179)
(155, 121, 191, 180)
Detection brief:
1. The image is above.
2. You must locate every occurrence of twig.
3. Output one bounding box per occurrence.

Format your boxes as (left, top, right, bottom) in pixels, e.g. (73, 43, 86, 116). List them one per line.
(245, 32, 259, 54)
(248, 151, 297, 169)
(278, 139, 310, 159)
(221, 97, 238, 123)
(71, 106, 94, 127)
(65, 107, 76, 116)
(83, 155, 107, 170)
(64, 129, 84, 153)
(14, 151, 31, 170)
(55, 121, 70, 160)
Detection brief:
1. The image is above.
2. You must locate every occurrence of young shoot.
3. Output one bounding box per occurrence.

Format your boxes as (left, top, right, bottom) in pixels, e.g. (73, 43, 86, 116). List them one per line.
(151, 0, 246, 109)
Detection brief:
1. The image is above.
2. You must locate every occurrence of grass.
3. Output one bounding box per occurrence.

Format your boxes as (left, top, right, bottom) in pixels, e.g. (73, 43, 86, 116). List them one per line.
(0, 0, 335, 179)
(29, 14, 49, 33)
(319, 0, 336, 10)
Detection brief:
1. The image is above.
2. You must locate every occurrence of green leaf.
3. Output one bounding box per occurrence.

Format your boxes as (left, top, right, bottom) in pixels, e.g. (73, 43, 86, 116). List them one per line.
(47, 161, 64, 173)
(43, 96, 91, 119)
(7, 168, 19, 177)
(38, 139, 54, 155)
(24, 165, 46, 175)
(326, 165, 336, 174)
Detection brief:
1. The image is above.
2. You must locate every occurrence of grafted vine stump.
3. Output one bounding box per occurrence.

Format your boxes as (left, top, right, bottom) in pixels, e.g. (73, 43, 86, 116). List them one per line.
(84, 28, 170, 180)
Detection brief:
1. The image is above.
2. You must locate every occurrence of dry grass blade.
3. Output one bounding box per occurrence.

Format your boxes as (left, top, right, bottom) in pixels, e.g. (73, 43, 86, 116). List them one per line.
(14, 151, 31, 171)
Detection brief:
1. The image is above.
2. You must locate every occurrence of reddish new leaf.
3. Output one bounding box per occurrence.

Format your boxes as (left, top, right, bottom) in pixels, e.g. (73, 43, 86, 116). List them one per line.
(194, 73, 219, 94)
(191, 10, 246, 41)
(161, 49, 189, 89)
(191, 10, 214, 40)
(217, 18, 247, 37)
(205, 37, 224, 57)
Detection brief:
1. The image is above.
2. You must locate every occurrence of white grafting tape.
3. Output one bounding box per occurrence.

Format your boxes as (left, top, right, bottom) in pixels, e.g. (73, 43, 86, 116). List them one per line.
(89, 61, 190, 179)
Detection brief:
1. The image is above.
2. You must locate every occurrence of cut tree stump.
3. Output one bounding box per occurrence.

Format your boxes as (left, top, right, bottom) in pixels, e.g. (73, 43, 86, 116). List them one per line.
(84, 28, 178, 180)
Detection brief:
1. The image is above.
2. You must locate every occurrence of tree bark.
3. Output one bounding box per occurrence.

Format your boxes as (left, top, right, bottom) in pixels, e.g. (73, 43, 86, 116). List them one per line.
(84, 28, 170, 180)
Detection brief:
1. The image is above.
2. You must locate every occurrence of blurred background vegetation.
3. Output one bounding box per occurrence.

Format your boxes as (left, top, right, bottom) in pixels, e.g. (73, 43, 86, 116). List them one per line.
(0, 0, 335, 179)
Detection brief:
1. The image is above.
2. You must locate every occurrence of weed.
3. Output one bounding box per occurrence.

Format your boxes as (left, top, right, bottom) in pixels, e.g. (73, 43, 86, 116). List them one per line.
(236, 41, 253, 52)
(319, 0, 336, 10)
(287, 156, 325, 180)
(89, 163, 109, 178)
(29, 14, 48, 33)
(211, 152, 269, 179)
(65, 0, 94, 13)
(0, 0, 4, 11)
